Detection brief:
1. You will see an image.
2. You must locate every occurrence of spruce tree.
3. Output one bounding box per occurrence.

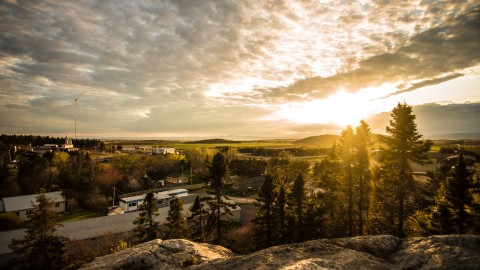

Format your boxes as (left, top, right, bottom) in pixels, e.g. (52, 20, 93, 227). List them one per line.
(274, 184, 287, 245)
(303, 197, 324, 240)
(9, 189, 68, 270)
(340, 126, 355, 236)
(445, 154, 475, 234)
(429, 182, 455, 234)
(379, 103, 431, 237)
(188, 195, 207, 242)
(253, 174, 276, 248)
(354, 120, 372, 235)
(289, 172, 306, 242)
(313, 144, 345, 237)
(165, 197, 188, 239)
(204, 152, 236, 244)
(133, 192, 160, 242)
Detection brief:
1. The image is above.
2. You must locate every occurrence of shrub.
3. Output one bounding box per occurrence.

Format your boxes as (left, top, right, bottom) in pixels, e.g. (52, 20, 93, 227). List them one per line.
(0, 213, 23, 231)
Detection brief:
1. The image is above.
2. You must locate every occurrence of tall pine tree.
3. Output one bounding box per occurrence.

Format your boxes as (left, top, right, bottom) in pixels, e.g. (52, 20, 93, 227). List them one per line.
(188, 195, 207, 242)
(133, 192, 160, 242)
(289, 172, 306, 242)
(340, 126, 355, 236)
(445, 154, 475, 234)
(9, 189, 68, 270)
(379, 103, 431, 237)
(253, 174, 276, 248)
(274, 184, 287, 244)
(204, 152, 237, 244)
(354, 120, 372, 235)
(165, 197, 187, 239)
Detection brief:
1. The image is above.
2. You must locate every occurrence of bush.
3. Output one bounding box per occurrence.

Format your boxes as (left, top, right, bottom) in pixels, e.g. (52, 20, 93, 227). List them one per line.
(0, 213, 23, 231)
(223, 224, 256, 254)
(84, 194, 109, 212)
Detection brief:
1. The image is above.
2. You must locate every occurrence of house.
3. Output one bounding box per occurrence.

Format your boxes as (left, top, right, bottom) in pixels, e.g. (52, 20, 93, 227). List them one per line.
(152, 147, 177, 155)
(0, 191, 66, 221)
(115, 188, 189, 214)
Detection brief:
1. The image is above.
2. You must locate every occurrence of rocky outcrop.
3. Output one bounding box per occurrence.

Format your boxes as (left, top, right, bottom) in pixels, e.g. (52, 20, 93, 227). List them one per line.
(80, 235, 480, 270)
(79, 239, 234, 270)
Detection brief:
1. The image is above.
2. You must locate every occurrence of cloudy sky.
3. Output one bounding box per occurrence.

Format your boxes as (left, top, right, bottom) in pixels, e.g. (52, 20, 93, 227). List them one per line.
(1, 0, 479, 140)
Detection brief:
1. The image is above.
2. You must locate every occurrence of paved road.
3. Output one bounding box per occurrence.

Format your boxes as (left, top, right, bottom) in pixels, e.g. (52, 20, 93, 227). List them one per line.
(190, 189, 257, 204)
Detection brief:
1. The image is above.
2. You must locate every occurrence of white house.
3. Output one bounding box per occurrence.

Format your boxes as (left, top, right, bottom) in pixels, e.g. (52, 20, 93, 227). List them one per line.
(0, 191, 66, 221)
(152, 147, 177, 155)
(115, 188, 189, 214)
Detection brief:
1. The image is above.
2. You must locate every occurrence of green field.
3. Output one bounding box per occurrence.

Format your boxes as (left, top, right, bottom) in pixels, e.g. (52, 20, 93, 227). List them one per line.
(170, 141, 295, 149)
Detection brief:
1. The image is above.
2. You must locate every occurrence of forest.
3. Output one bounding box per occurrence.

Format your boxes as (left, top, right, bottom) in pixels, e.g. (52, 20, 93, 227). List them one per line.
(1, 103, 479, 269)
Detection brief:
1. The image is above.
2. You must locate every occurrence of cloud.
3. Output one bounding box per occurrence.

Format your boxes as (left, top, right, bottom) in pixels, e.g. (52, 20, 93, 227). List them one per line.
(257, 5, 480, 102)
(381, 73, 464, 99)
(0, 0, 479, 138)
(364, 102, 480, 137)
(414, 102, 480, 135)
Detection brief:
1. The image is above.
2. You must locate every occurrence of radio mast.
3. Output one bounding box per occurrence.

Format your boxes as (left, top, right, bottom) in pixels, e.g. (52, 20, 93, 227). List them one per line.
(75, 98, 78, 141)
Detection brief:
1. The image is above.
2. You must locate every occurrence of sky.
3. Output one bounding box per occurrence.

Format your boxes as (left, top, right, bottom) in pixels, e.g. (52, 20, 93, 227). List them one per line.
(0, 0, 479, 140)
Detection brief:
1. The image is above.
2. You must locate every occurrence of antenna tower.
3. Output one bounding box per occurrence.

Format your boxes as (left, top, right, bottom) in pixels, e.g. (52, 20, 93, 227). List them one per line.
(75, 98, 78, 141)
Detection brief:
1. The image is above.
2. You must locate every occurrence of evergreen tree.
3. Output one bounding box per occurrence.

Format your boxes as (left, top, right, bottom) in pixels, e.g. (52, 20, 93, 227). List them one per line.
(445, 154, 475, 234)
(354, 120, 372, 235)
(165, 197, 188, 239)
(340, 126, 355, 236)
(313, 144, 345, 237)
(9, 189, 68, 270)
(253, 174, 276, 248)
(188, 195, 207, 242)
(379, 103, 431, 237)
(274, 184, 287, 245)
(289, 172, 306, 242)
(204, 152, 237, 244)
(303, 197, 325, 240)
(429, 182, 455, 234)
(133, 192, 160, 242)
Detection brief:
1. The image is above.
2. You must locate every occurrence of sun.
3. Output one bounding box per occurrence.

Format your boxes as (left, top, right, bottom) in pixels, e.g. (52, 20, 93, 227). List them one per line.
(275, 88, 385, 127)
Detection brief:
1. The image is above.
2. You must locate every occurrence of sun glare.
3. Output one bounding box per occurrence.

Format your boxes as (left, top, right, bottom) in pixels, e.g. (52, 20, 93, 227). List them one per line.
(275, 85, 397, 127)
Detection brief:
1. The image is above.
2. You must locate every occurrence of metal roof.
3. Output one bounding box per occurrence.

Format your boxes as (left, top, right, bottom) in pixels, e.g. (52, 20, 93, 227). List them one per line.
(1, 191, 66, 212)
(119, 189, 188, 203)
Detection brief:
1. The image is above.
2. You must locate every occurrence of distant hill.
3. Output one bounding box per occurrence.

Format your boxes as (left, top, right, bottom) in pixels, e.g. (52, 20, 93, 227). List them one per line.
(426, 133, 480, 140)
(294, 135, 341, 148)
(186, 138, 238, 144)
(295, 134, 382, 148)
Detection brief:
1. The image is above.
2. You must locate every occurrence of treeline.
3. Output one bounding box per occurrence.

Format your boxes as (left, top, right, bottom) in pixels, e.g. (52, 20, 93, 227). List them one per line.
(0, 134, 102, 149)
(239, 147, 329, 157)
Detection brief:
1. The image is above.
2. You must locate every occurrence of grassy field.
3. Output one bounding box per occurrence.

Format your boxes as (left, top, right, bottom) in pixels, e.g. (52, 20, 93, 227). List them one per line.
(170, 141, 295, 149)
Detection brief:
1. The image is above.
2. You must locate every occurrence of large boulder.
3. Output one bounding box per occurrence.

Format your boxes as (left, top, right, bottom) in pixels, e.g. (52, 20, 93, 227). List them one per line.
(80, 235, 480, 270)
(392, 235, 480, 269)
(79, 239, 234, 270)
